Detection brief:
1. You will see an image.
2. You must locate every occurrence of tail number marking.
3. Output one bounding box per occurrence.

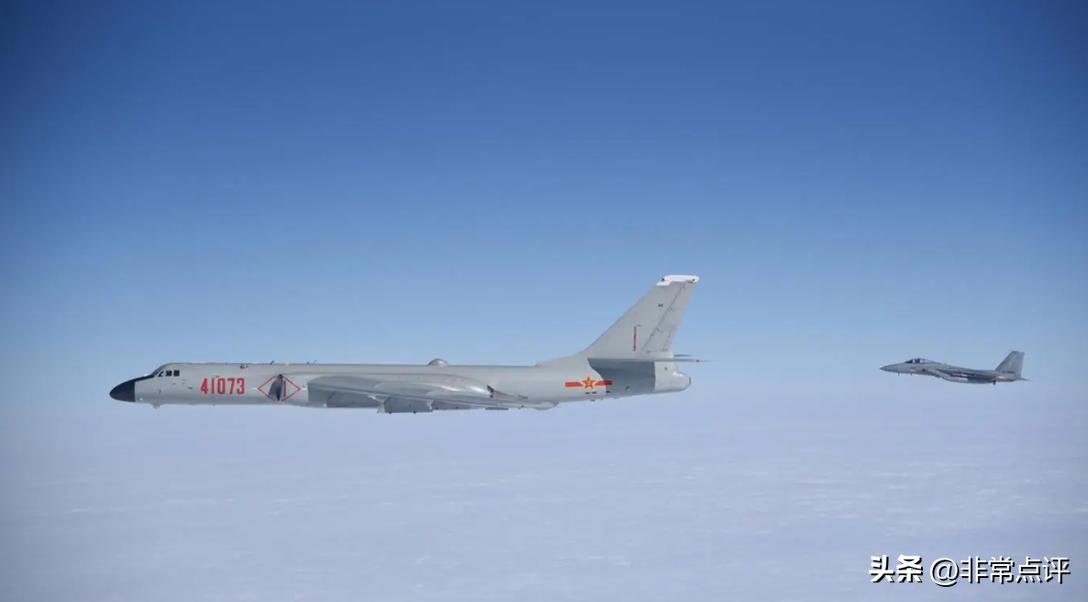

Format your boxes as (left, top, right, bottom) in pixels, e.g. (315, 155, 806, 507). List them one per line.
(199, 377, 246, 396)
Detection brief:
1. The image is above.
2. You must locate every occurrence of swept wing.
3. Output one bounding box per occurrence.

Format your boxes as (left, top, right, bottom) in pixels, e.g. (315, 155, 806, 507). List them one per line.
(305, 374, 554, 411)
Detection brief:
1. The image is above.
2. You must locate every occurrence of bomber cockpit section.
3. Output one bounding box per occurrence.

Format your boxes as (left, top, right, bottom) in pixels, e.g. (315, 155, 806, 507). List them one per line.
(150, 364, 184, 378)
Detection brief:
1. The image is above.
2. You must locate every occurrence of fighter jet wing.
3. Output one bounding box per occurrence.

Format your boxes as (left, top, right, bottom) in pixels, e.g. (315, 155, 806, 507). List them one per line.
(918, 366, 946, 378)
(306, 374, 554, 411)
(919, 366, 967, 382)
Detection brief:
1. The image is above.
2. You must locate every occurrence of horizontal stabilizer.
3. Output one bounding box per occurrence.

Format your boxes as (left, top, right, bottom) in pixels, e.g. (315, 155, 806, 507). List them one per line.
(587, 356, 705, 363)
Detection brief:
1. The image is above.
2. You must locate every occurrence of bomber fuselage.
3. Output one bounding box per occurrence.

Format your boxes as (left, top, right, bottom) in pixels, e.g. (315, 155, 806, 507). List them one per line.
(110, 360, 691, 409)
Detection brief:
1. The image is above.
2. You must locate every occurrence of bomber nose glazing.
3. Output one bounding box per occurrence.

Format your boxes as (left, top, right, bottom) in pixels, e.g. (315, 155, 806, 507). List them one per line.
(109, 379, 136, 402)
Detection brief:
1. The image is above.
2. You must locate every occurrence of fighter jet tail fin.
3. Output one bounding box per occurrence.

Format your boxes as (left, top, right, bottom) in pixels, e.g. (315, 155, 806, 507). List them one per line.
(577, 274, 699, 360)
(996, 351, 1025, 377)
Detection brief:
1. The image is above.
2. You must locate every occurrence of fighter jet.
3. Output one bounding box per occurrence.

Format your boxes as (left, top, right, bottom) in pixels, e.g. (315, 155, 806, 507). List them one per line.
(880, 351, 1026, 384)
(110, 275, 700, 413)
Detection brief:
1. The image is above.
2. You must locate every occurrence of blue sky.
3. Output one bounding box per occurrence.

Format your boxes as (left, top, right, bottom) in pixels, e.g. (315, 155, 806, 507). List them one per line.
(1, 3, 1086, 598)
(3, 1, 1086, 408)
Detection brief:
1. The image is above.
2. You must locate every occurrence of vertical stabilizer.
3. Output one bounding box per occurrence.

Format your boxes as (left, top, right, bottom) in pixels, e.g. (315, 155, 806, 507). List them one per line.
(996, 351, 1025, 377)
(579, 275, 699, 360)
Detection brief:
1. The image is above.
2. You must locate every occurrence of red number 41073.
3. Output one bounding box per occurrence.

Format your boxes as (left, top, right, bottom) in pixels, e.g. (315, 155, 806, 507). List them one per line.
(200, 377, 246, 395)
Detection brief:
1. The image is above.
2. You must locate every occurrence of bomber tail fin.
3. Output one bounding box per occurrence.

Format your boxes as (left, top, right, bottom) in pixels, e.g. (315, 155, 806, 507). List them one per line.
(578, 274, 699, 360)
(996, 351, 1025, 378)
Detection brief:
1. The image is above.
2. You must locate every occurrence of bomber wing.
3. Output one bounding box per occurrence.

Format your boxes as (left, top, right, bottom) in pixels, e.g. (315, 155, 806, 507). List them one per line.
(305, 374, 554, 412)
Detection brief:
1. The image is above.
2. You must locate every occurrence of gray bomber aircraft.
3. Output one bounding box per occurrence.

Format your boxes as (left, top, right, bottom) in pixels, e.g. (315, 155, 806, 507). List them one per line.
(880, 351, 1026, 384)
(110, 275, 700, 412)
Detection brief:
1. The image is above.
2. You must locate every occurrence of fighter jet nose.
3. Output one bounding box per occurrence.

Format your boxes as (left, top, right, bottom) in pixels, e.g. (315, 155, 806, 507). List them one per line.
(880, 365, 893, 372)
(110, 379, 136, 402)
